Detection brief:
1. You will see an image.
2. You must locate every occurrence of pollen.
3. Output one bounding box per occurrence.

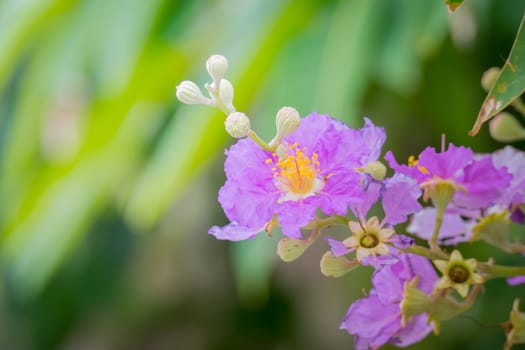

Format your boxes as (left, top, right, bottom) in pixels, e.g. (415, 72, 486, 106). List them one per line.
(408, 155, 429, 175)
(266, 142, 322, 198)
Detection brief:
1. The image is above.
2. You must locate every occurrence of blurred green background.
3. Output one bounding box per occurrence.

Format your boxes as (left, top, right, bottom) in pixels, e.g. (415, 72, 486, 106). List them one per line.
(0, 0, 524, 349)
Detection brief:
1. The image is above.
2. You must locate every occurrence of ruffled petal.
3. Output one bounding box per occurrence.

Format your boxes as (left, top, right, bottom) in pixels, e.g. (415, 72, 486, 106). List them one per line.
(208, 222, 265, 241)
(382, 174, 422, 225)
(276, 197, 319, 239)
(418, 144, 473, 179)
(359, 117, 386, 163)
(455, 156, 512, 209)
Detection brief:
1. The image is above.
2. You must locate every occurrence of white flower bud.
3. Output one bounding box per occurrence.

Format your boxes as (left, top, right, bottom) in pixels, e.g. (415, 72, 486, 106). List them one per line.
(218, 79, 235, 112)
(275, 106, 300, 139)
(176, 80, 210, 105)
(225, 112, 250, 138)
(206, 54, 228, 83)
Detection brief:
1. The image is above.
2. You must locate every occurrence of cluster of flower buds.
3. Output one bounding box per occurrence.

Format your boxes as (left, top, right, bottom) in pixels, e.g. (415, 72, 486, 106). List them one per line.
(177, 55, 525, 349)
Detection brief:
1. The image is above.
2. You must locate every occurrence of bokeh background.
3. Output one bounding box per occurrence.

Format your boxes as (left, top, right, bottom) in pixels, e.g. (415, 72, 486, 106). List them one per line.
(0, 0, 524, 349)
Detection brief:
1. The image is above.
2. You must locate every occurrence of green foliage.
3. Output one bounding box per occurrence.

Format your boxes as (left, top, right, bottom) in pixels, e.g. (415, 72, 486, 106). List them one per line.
(470, 13, 525, 136)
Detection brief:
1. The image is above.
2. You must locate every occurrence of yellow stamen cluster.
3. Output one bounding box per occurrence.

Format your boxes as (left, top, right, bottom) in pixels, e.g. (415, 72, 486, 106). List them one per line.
(408, 155, 429, 175)
(267, 142, 321, 196)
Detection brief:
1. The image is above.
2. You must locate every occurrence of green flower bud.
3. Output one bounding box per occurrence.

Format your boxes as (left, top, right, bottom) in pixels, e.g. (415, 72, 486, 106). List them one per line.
(320, 251, 358, 278)
(277, 237, 314, 262)
(400, 277, 432, 327)
(489, 112, 525, 143)
(481, 67, 501, 92)
(428, 181, 456, 214)
(364, 161, 387, 181)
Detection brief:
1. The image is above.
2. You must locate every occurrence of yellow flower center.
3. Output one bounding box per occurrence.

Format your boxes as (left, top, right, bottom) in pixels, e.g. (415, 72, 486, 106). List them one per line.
(408, 155, 429, 175)
(266, 142, 324, 201)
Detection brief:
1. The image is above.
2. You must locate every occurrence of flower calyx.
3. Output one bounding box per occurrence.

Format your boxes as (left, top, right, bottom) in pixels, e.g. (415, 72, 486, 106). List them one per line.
(346, 216, 394, 261)
(503, 299, 525, 350)
(433, 250, 484, 298)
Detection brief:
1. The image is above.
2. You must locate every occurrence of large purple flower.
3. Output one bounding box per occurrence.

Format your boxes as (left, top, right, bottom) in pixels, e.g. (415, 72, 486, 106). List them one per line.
(341, 253, 437, 349)
(210, 114, 376, 240)
(385, 144, 511, 210)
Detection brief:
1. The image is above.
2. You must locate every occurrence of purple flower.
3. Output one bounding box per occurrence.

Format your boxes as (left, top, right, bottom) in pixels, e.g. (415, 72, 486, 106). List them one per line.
(341, 253, 437, 349)
(210, 113, 373, 240)
(406, 207, 474, 245)
(386, 144, 512, 210)
(489, 146, 525, 222)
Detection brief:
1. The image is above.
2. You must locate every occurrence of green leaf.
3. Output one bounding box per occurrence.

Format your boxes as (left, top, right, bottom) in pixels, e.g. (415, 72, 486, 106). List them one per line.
(470, 13, 525, 136)
(444, 0, 464, 13)
(314, 0, 385, 122)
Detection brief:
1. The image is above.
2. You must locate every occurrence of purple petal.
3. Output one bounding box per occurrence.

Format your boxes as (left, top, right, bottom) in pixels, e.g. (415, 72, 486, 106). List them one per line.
(349, 181, 381, 220)
(391, 313, 433, 347)
(360, 253, 399, 269)
(382, 174, 422, 225)
(359, 117, 386, 163)
(208, 222, 265, 241)
(385, 150, 428, 182)
(455, 156, 512, 209)
(284, 113, 368, 171)
(407, 207, 470, 245)
(390, 234, 414, 249)
(373, 263, 405, 303)
(418, 144, 473, 179)
(341, 294, 401, 348)
(218, 179, 279, 228)
(319, 170, 364, 216)
(325, 237, 352, 257)
(507, 276, 525, 286)
(492, 146, 525, 206)
(276, 197, 319, 239)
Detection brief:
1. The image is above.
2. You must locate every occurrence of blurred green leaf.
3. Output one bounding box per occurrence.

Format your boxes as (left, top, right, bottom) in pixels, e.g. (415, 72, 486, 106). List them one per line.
(375, 0, 448, 95)
(470, 13, 525, 136)
(3, 104, 163, 299)
(231, 234, 277, 307)
(314, 0, 384, 122)
(0, 0, 76, 93)
(0, 0, 168, 298)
